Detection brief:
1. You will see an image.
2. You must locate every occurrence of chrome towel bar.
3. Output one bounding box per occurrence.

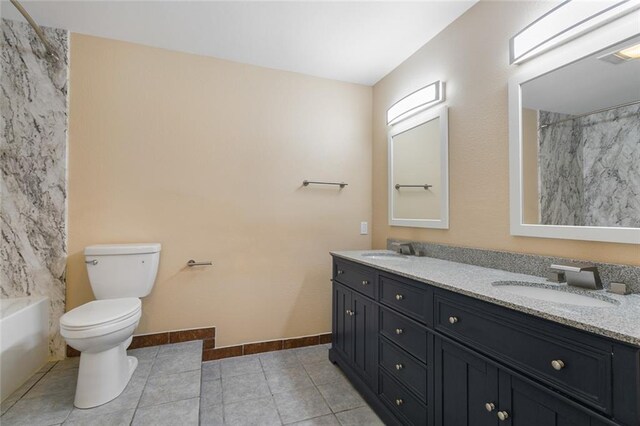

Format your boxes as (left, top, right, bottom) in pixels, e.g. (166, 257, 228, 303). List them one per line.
(187, 260, 212, 267)
(303, 180, 347, 188)
(395, 184, 432, 190)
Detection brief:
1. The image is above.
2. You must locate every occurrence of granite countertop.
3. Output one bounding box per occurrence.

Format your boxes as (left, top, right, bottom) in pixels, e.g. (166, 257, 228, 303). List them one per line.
(331, 250, 640, 347)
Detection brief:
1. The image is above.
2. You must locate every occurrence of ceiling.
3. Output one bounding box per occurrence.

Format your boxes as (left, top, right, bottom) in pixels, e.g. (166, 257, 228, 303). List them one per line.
(1, 1, 477, 86)
(522, 35, 640, 115)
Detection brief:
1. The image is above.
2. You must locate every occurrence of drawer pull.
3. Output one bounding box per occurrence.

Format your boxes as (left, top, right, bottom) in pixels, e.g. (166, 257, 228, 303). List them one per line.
(497, 411, 509, 421)
(362, 280, 369, 286)
(395, 363, 404, 371)
(395, 398, 404, 406)
(485, 402, 495, 412)
(337, 270, 345, 275)
(448, 316, 459, 324)
(395, 328, 404, 335)
(395, 294, 404, 301)
(346, 309, 354, 316)
(551, 359, 565, 371)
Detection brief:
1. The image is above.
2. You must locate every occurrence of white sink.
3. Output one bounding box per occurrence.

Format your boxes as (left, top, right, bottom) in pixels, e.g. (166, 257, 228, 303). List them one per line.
(361, 252, 408, 260)
(493, 282, 617, 307)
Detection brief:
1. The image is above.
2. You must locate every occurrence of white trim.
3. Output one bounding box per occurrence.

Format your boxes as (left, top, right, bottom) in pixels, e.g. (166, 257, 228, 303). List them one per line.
(508, 14, 640, 245)
(388, 106, 449, 229)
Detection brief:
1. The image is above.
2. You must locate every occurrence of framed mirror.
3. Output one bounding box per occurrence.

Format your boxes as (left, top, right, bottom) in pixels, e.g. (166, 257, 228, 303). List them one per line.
(509, 26, 640, 244)
(388, 106, 449, 229)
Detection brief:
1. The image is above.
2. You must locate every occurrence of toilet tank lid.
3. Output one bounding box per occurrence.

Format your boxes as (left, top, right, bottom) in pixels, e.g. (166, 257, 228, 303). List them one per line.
(85, 243, 161, 256)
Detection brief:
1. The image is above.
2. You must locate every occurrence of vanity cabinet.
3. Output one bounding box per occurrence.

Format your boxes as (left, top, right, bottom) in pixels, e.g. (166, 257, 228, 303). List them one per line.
(329, 256, 640, 426)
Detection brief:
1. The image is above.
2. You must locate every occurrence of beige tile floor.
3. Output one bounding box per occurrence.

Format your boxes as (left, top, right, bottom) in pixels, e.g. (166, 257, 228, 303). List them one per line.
(0, 342, 384, 426)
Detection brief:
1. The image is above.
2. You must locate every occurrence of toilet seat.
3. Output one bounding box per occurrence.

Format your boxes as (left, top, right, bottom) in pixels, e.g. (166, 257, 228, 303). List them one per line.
(61, 298, 141, 339)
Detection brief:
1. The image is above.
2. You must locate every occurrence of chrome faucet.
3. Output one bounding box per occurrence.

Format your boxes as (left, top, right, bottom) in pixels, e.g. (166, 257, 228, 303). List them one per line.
(550, 262, 602, 290)
(391, 242, 415, 255)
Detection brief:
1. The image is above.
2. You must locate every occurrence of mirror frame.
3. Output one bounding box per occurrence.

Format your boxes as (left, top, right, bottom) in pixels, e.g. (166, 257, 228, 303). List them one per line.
(508, 12, 640, 244)
(388, 106, 449, 229)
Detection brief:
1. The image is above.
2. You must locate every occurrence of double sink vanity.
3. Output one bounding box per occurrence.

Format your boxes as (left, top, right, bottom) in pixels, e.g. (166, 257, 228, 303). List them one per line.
(329, 250, 640, 426)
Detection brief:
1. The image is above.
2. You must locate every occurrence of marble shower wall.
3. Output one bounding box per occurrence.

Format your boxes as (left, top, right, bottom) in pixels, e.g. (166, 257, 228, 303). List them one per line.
(1, 19, 69, 359)
(538, 104, 640, 227)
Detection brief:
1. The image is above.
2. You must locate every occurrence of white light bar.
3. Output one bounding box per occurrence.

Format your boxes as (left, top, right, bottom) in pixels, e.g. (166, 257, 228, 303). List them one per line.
(510, 0, 640, 65)
(386, 81, 445, 125)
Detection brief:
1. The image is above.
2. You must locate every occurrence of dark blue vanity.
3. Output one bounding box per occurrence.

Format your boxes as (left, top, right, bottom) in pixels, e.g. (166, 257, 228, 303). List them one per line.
(329, 254, 640, 426)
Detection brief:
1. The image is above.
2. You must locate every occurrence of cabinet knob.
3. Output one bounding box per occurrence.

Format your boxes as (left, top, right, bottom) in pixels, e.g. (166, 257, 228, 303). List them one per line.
(337, 270, 344, 275)
(395, 328, 404, 335)
(346, 309, 354, 316)
(362, 280, 369, 286)
(551, 359, 565, 370)
(395, 363, 404, 371)
(448, 316, 459, 324)
(395, 398, 404, 406)
(497, 411, 509, 421)
(395, 294, 404, 301)
(485, 402, 495, 412)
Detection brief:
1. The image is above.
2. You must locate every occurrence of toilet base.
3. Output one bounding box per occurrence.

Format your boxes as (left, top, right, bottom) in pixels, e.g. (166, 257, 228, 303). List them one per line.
(73, 340, 138, 409)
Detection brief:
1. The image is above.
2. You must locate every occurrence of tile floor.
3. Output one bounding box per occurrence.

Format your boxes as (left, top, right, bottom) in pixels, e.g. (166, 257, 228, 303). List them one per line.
(0, 342, 384, 426)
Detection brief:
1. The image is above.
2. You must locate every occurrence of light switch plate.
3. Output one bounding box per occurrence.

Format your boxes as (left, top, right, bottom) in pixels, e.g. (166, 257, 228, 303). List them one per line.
(360, 221, 368, 235)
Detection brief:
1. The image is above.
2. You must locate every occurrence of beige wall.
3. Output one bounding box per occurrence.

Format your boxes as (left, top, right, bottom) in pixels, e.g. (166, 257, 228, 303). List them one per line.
(372, 1, 640, 266)
(68, 34, 372, 346)
(392, 119, 441, 220)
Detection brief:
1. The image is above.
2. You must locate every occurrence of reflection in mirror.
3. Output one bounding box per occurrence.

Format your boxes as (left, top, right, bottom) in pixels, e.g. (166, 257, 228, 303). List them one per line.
(521, 36, 640, 228)
(389, 107, 448, 229)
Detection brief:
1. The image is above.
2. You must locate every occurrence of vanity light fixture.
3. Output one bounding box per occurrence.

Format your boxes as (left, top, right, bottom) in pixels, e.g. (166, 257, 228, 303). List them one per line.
(386, 81, 445, 125)
(510, 0, 640, 65)
(598, 42, 640, 64)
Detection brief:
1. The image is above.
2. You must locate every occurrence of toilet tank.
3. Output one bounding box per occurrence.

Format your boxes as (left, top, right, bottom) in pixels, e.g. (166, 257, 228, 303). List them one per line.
(84, 243, 161, 300)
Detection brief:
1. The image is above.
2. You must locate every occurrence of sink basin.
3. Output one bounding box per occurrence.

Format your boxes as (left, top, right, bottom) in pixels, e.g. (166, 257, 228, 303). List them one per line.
(361, 252, 408, 260)
(492, 281, 618, 308)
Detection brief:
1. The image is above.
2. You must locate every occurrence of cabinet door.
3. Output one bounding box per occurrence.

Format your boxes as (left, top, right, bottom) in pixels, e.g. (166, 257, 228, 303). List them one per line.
(333, 282, 353, 361)
(435, 337, 499, 426)
(352, 292, 378, 387)
(497, 371, 612, 426)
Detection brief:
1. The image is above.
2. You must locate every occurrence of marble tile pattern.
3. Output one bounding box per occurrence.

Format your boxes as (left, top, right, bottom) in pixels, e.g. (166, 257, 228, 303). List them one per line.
(0, 18, 69, 358)
(537, 105, 640, 227)
(391, 239, 640, 293)
(538, 111, 584, 226)
(338, 249, 640, 346)
(581, 104, 640, 228)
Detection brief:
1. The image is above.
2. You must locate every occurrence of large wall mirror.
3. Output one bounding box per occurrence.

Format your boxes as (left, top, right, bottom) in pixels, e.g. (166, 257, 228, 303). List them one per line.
(509, 27, 640, 244)
(389, 106, 449, 229)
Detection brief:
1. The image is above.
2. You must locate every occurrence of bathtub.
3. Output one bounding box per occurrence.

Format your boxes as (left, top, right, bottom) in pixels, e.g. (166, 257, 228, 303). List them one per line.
(0, 296, 49, 402)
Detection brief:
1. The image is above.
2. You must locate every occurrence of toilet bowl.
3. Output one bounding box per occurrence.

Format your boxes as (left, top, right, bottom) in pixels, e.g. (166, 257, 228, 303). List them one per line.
(60, 298, 142, 408)
(60, 243, 161, 409)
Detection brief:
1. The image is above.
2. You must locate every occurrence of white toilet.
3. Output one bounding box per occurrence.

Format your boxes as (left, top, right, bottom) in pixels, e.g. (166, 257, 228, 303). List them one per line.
(60, 243, 161, 409)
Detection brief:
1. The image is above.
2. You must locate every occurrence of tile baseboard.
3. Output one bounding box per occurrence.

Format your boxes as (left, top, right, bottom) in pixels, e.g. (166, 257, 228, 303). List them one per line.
(66, 326, 216, 358)
(202, 332, 332, 361)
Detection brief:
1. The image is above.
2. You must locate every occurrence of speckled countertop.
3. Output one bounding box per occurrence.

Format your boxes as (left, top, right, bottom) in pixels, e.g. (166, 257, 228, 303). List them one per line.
(331, 250, 640, 347)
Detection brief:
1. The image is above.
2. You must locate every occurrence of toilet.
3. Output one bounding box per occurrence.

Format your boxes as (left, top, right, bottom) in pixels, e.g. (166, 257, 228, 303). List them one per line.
(60, 243, 161, 409)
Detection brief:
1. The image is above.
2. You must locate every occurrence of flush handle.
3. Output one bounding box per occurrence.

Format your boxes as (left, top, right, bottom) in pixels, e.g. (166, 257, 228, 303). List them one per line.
(85, 259, 98, 266)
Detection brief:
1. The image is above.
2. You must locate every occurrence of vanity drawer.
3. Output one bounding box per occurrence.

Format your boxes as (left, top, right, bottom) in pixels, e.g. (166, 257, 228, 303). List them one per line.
(379, 370, 428, 426)
(380, 306, 428, 363)
(434, 292, 613, 414)
(379, 337, 427, 402)
(334, 259, 375, 299)
(379, 274, 432, 326)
